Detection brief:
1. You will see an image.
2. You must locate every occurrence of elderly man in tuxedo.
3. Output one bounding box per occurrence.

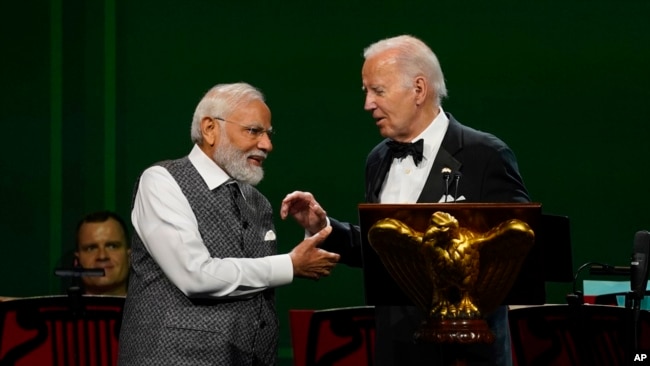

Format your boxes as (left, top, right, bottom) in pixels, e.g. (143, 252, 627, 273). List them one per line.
(281, 35, 529, 366)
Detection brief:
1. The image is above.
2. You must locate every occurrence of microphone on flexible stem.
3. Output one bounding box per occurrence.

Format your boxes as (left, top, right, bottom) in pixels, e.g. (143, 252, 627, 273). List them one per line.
(452, 172, 462, 201)
(566, 261, 624, 306)
(567, 261, 607, 306)
(441, 167, 451, 202)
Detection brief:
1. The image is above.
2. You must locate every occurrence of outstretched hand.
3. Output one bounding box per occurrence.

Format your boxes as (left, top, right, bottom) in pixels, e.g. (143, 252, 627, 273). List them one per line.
(280, 191, 328, 235)
(289, 225, 340, 280)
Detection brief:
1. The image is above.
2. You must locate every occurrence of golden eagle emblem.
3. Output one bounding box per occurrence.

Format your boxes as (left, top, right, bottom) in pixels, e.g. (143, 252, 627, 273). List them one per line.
(368, 211, 535, 342)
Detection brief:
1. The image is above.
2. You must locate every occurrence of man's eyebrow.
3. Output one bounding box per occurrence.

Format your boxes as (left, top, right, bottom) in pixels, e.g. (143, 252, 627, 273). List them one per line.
(245, 121, 267, 127)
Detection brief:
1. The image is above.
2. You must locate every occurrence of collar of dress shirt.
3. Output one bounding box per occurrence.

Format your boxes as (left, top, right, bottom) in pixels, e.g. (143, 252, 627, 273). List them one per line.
(188, 144, 231, 190)
(410, 107, 449, 163)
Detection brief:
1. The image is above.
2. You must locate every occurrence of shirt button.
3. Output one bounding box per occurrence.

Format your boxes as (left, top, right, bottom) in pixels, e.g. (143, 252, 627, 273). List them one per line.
(404, 168, 411, 174)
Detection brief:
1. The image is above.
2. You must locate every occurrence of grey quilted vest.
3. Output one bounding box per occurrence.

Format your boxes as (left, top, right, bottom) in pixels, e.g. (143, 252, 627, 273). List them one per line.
(118, 157, 278, 366)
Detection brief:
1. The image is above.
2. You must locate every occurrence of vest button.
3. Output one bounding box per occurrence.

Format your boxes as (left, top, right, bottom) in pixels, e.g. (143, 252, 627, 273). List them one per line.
(260, 321, 267, 329)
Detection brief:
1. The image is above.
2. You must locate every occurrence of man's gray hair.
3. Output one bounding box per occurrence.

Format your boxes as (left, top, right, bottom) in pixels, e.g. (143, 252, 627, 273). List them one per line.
(191, 83, 265, 144)
(364, 35, 447, 106)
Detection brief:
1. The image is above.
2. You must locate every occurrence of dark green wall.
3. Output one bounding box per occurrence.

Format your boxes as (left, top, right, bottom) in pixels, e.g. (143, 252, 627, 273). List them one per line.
(2, 0, 649, 361)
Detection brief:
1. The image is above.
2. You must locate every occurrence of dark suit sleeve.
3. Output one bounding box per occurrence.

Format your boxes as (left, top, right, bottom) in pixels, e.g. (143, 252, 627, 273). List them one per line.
(320, 217, 364, 268)
(316, 145, 386, 268)
(441, 115, 530, 204)
(480, 144, 530, 203)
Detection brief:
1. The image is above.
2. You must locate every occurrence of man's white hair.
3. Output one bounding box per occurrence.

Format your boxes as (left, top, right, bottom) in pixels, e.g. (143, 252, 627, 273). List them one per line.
(190, 83, 265, 144)
(364, 35, 447, 106)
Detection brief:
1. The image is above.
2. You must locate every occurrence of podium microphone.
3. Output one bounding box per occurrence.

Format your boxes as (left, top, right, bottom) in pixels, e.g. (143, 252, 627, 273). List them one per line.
(452, 172, 462, 201)
(630, 230, 650, 302)
(441, 167, 451, 202)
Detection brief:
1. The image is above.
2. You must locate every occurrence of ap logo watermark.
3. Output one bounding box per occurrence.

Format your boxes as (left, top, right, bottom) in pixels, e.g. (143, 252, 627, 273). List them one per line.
(635, 353, 648, 363)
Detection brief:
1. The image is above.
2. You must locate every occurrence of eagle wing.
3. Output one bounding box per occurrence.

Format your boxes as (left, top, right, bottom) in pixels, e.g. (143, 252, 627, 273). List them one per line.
(367, 218, 434, 313)
(474, 219, 535, 314)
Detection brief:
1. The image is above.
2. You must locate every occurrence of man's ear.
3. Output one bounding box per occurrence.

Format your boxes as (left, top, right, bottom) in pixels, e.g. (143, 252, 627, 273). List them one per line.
(414, 76, 428, 106)
(201, 116, 219, 146)
(73, 253, 80, 267)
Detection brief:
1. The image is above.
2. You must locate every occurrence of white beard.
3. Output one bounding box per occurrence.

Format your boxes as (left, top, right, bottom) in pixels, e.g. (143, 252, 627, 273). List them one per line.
(213, 135, 265, 186)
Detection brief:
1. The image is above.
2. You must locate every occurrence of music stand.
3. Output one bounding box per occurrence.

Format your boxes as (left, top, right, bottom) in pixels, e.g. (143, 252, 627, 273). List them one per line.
(54, 267, 105, 315)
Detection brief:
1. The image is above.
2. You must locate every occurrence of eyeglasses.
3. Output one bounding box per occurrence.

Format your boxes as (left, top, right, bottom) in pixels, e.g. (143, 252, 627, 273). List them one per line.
(213, 116, 274, 140)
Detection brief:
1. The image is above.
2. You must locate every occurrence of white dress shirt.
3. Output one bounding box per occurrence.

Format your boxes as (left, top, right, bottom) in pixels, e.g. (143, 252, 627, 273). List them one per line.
(131, 144, 293, 299)
(380, 108, 450, 203)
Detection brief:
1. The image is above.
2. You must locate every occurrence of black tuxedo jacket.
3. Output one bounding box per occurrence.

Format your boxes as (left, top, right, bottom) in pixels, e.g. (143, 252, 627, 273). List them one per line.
(325, 113, 529, 267)
(323, 113, 529, 365)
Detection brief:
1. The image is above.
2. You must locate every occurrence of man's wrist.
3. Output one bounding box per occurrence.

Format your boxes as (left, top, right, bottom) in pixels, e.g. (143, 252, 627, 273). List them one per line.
(305, 217, 330, 238)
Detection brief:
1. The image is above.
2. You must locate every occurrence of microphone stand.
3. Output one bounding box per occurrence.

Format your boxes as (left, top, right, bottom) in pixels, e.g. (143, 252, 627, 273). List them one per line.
(452, 173, 461, 202)
(54, 267, 105, 316)
(627, 289, 645, 359)
(620, 290, 642, 366)
(441, 168, 451, 202)
(633, 294, 641, 356)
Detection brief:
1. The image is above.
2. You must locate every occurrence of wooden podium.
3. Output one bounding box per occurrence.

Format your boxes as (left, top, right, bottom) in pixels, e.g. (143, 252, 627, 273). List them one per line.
(357, 203, 571, 364)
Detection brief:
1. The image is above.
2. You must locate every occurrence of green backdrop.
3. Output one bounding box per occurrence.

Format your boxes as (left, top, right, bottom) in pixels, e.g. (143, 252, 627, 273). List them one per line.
(2, 0, 649, 362)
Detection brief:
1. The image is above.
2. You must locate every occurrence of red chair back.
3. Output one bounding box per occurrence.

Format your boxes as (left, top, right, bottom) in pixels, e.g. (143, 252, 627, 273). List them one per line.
(0, 295, 124, 366)
(509, 304, 650, 366)
(290, 306, 375, 366)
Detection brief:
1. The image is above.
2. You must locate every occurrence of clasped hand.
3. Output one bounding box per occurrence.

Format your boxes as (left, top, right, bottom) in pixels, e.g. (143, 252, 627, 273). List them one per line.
(280, 191, 328, 235)
(281, 191, 337, 280)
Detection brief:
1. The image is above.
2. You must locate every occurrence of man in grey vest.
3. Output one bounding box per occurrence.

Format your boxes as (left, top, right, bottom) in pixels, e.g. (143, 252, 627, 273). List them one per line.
(118, 82, 340, 366)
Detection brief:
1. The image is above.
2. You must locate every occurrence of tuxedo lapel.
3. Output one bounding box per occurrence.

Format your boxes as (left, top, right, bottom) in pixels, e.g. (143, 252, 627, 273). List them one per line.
(417, 113, 464, 203)
(366, 145, 393, 203)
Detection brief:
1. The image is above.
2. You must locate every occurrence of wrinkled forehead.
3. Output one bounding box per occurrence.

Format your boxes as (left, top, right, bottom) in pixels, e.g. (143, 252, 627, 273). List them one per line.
(363, 50, 400, 71)
(362, 55, 402, 87)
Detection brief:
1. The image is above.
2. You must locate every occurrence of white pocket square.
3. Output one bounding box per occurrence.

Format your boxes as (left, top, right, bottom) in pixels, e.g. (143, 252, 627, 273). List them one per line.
(264, 230, 276, 241)
(438, 195, 466, 203)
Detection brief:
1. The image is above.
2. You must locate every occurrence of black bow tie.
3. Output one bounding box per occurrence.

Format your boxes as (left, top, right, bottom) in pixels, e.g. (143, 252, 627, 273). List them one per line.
(386, 139, 424, 166)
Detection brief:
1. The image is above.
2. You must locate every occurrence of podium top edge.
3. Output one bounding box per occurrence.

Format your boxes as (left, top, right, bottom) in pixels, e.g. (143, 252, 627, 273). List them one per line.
(358, 202, 542, 209)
